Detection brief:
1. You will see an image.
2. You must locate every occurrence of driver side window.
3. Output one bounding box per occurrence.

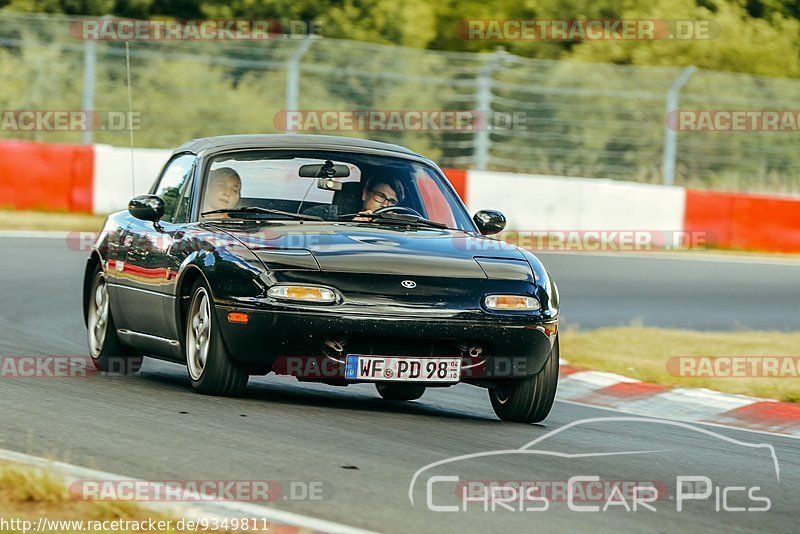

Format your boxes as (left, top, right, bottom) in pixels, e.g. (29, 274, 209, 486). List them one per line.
(153, 154, 195, 222)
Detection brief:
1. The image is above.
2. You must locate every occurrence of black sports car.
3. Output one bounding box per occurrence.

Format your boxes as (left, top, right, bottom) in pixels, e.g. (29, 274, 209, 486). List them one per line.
(83, 134, 560, 423)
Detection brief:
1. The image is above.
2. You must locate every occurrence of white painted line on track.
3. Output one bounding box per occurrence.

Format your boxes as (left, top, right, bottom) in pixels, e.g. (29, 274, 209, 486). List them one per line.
(556, 399, 800, 441)
(0, 231, 70, 239)
(0, 448, 376, 534)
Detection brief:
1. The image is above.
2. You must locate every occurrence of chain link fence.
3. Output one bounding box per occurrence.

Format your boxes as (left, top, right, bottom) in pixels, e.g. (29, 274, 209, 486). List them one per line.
(1, 12, 799, 192)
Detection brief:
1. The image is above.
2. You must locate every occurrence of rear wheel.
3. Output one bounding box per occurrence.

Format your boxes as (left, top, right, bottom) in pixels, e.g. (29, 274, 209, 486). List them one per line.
(489, 335, 560, 423)
(376, 383, 426, 401)
(185, 280, 248, 396)
(86, 266, 142, 374)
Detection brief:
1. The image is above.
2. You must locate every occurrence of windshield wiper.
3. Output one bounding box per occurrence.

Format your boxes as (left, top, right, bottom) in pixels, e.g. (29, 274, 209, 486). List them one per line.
(201, 207, 323, 221)
(339, 212, 449, 229)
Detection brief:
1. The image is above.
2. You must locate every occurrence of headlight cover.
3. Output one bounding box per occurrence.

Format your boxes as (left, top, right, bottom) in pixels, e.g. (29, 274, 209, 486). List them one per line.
(267, 285, 338, 304)
(484, 294, 541, 311)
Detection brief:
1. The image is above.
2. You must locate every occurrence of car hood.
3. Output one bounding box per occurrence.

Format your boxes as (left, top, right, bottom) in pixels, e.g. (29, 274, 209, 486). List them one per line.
(216, 221, 530, 279)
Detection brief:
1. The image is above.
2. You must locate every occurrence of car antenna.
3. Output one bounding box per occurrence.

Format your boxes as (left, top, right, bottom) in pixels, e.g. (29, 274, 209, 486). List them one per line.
(124, 41, 136, 198)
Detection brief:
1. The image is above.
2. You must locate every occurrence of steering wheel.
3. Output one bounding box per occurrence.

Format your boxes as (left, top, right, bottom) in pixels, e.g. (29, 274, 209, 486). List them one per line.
(373, 205, 423, 218)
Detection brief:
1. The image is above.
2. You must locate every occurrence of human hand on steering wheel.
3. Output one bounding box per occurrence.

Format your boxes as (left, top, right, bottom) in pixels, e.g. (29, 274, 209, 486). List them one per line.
(351, 206, 423, 221)
(370, 205, 423, 217)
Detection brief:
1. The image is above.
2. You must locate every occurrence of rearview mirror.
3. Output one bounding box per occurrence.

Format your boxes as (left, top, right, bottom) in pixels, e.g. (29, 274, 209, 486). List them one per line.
(298, 163, 351, 178)
(300, 161, 350, 192)
(128, 195, 165, 222)
(473, 210, 506, 236)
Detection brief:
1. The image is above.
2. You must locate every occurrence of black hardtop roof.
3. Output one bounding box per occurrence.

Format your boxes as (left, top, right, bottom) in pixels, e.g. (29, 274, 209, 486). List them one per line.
(173, 134, 422, 159)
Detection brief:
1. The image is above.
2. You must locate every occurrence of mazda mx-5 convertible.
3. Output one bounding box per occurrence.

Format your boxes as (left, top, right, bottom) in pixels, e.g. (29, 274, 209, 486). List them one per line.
(83, 134, 560, 423)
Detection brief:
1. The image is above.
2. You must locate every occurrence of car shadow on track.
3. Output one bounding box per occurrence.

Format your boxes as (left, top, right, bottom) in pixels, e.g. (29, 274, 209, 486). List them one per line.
(135, 362, 499, 424)
(246, 378, 495, 421)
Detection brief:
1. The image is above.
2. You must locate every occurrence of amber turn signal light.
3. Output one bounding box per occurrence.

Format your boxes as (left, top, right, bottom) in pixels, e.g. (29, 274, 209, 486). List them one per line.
(267, 285, 337, 303)
(484, 295, 541, 311)
(227, 311, 249, 324)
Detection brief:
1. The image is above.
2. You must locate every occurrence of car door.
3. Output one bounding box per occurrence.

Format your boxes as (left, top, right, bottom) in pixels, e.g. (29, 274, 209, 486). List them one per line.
(118, 153, 196, 344)
(159, 164, 200, 345)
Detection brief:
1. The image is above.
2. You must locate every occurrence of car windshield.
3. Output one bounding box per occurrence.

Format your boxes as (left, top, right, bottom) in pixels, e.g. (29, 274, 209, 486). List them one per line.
(200, 150, 474, 231)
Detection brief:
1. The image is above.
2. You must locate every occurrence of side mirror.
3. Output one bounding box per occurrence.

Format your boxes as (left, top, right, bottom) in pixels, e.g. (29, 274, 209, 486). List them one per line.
(128, 195, 165, 222)
(473, 209, 506, 236)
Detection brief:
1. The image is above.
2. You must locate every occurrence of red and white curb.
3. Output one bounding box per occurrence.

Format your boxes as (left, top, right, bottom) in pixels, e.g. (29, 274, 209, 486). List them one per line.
(0, 448, 375, 534)
(558, 363, 800, 437)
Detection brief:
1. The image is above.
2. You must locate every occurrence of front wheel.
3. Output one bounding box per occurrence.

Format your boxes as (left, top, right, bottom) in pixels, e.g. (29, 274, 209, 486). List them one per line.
(489, 335, 560, 423)
(185, 281, 248, 396)
(376, 383, 426, 401)
(86, 266, 142, 374)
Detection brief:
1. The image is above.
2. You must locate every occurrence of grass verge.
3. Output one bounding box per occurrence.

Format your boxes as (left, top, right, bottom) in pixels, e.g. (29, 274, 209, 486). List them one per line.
(561, 327, 800, 403)
(0, 462, 266, 533)
(0, 210, 106, 231)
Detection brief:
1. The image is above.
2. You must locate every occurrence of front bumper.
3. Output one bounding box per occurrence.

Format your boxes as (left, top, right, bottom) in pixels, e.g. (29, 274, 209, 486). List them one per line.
(216, 304, 557, 381)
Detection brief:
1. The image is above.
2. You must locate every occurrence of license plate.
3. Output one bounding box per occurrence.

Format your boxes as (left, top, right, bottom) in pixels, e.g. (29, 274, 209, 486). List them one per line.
(345, 355, 461, 383)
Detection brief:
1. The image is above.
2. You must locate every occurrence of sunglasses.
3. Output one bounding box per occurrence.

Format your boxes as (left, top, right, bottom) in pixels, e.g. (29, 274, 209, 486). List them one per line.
(370, 190, 398, 206)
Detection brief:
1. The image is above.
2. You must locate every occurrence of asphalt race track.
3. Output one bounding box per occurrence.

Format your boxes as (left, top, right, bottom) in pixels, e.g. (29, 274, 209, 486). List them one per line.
(1, 236, 798, 532)
(537, 251, 800, 331)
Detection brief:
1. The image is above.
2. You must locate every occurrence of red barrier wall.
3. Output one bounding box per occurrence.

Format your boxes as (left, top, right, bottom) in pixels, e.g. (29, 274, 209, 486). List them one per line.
(685, 189, 800, 252)
(2, 142, 799, 255)
(442, 168, 468, 202)
(0, 140, 94, 213)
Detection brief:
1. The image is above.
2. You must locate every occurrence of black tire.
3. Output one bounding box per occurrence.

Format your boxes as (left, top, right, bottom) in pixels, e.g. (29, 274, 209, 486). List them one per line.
(489, 335, 560, 423)
(376, 383, 426, 401)
(86, 266, 142, 374)
(184, 280, 248, 396)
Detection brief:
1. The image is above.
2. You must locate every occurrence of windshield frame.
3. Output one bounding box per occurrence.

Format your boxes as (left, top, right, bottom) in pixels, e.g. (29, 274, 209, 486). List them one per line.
(192, 147, 478, 232)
